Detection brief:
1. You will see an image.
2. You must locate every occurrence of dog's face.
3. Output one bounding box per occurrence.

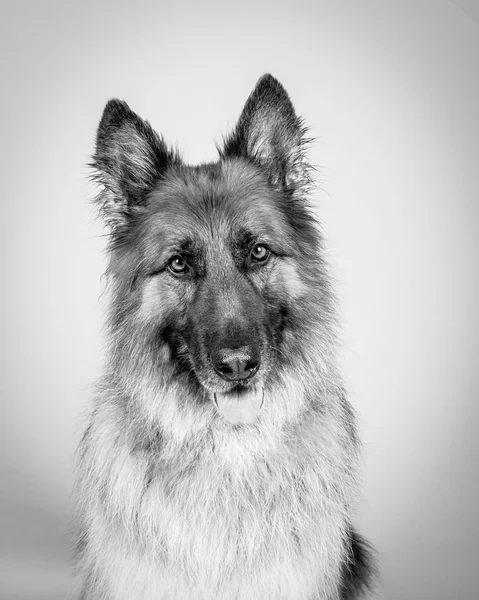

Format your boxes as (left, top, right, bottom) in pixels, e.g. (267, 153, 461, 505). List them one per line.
(93, 75, 326, 426)
(135, 160, 316, 424)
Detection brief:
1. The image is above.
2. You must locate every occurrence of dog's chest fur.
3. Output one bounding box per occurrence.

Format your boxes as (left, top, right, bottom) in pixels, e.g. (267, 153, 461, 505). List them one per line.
(83, 401, 353, 600)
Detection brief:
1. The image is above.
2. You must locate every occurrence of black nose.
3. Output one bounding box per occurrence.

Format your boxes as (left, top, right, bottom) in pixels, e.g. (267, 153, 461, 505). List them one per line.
(211, 345, 260, 381)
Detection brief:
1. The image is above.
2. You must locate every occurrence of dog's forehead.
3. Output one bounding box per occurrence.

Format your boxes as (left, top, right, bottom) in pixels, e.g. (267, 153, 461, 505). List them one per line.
(146, 159, 289, 242)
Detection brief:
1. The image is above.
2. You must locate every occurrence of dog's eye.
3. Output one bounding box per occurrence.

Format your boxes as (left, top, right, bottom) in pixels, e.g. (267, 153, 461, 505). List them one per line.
(251, 244, 270, 263)
(168, 256, 189, 274)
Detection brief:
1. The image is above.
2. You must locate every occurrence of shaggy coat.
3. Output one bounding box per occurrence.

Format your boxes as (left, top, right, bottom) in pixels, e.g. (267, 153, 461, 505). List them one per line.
(74, 74, 375, 600)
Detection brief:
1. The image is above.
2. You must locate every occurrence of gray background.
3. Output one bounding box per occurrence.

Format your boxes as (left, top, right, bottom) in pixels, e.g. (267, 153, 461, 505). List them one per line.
(1, 1, 478, 598)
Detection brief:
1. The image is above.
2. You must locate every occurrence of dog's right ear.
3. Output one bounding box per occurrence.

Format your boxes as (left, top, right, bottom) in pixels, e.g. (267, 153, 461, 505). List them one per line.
(92, 100, 176, 230)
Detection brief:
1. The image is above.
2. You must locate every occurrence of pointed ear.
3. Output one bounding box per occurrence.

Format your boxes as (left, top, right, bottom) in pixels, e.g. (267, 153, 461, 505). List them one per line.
(221, 74, 311, 198)
(92, 99, 177, 229)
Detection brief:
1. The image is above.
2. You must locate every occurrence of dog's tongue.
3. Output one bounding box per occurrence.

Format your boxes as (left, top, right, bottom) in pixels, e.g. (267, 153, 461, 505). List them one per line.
(214, 388, 263, 424)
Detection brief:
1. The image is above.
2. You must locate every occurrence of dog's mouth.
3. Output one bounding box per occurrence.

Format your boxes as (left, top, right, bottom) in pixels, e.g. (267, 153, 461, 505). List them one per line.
(212, 386, 264, 425)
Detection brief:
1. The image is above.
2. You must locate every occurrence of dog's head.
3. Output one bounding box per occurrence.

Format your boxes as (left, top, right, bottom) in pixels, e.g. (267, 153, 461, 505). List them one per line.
(93, 75, 331, 429)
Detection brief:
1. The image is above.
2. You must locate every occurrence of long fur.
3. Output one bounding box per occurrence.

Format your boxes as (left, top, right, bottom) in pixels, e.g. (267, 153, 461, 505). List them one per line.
(73, 74, 376, 599)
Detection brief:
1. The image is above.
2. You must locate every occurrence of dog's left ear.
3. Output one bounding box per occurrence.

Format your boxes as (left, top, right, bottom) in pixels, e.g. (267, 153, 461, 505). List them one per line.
(221, 74, 311, 198)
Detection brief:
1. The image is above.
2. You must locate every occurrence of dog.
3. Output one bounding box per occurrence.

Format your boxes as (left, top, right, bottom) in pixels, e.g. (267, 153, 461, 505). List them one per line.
(74, 74, 376, 599)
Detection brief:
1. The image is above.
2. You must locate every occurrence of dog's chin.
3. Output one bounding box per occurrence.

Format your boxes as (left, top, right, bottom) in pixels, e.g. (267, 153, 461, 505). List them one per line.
(211, 385, 264, 425)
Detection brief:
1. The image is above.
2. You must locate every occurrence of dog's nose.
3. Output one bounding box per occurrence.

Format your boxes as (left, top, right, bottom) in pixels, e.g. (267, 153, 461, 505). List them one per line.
(211, 345, 260, 381)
